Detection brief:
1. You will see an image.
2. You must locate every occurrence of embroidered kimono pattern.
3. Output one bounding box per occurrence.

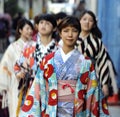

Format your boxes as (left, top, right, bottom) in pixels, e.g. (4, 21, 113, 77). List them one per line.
(19, 49, 110, 117)
(14, 38, 58, 116)
(0, 38, 30, 117)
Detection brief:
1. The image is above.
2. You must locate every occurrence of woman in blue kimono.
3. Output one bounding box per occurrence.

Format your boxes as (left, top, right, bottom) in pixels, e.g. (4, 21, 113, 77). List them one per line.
(14, 14, 58, 117)
(20, 16, 110, 117)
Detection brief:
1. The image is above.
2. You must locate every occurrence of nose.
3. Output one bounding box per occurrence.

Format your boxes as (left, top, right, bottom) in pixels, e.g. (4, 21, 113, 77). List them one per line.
(29, 29, 33, 34)
(68, 31, 73, 37)
(85, 19, 89, 23)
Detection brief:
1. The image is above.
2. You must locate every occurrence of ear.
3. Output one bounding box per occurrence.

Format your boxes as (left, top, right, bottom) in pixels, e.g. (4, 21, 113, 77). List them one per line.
(19, 29, 22, 34)
(58, 31, 62, 38)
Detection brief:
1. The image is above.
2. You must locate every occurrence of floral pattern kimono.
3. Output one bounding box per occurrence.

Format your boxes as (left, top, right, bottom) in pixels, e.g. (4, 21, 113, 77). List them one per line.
(19, 48, 110, 117)
(0, 38, 32, 117)
(14, 38, 58, 116)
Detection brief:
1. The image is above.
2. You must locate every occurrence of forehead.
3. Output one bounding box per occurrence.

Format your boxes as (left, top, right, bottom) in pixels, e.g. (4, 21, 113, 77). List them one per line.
(82, 13, 93, 19)
(62, 26, 77, 29)
(23, 24, 31, 28)
(39, 19, 51, 23)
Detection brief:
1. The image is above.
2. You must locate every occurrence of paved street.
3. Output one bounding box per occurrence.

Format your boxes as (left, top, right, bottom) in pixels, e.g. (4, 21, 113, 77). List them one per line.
(109, 105, 120, 117)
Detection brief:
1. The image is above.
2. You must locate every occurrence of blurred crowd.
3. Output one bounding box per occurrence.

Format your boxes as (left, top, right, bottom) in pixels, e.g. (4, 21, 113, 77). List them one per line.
(0, 0, 120, 117)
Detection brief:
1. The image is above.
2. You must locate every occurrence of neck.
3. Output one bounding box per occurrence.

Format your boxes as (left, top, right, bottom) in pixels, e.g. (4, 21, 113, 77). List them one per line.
(62, 46, 74, 54)
(80, 31, 90, 39)
(40, 35, 52, 46)
(21, 36, 30, 42)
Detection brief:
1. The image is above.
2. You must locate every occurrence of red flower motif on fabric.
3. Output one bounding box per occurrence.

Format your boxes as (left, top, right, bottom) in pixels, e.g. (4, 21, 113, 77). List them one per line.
(23, 48, 30, 58)
(92, 101, 99, 116)
(102, 98, 109, 115)
(78, 90, 86, 99)
(30, 57, 34, 68)
(85, 56, 90, 60)
(44, 64, 54, 81)
(40, 52, 55, 70)
(14, 63, 21, 71)
(23, 46, 35, 58)
(86, 95, 99, 116)
(80, 72, 89, 84)
(90, 63, 94, 72)
(40, 58, 47, 70)
(74, 98, 84, 113)
(48, 89, 57, 106)
(21, 95, 34, 112)
(41, 110, 50, 117)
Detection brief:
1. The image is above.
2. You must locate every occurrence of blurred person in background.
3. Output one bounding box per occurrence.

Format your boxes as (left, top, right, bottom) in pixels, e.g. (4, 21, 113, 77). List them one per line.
(73, 0, 86, 19)
(0, 18, 34, 117)
(54, 12, 67, 43)
(12, 12, 23, 34)
(76, 10, 119, 105)
(32, 14, 40, 41)
(0, 14, 11, 53)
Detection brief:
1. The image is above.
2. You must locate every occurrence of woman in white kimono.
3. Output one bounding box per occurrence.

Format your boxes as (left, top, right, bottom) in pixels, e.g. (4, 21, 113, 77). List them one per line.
(0, 18, 34, 117)
(76, 10, 118, 104)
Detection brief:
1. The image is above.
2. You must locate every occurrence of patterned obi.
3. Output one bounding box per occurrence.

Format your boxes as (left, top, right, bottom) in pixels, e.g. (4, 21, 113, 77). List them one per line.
(58, 80, 76, 102)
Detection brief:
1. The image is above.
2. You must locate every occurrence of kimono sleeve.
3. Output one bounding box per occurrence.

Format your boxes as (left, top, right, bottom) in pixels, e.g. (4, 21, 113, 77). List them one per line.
(86, 61, 109, 117)
(35, 67, 41, 84)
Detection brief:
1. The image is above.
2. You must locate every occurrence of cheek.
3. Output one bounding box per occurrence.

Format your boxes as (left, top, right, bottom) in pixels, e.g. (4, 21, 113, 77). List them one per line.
(89, 23, 94, 28)
(74, 33, 79, 39)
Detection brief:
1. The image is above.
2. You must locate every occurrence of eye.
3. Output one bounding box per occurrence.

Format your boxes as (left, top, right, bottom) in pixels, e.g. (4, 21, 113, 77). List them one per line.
(72, 29, 78, 32)
(63, 29, 69, 32)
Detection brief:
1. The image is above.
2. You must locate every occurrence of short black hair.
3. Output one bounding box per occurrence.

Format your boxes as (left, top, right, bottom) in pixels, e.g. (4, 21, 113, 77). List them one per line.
(55, 12, 67, 21)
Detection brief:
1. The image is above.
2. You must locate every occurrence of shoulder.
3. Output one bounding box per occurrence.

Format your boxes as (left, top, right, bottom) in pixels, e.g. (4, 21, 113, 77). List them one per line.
(44, 52, 55, 61)
(27, 40, 36, 46)
(77, 51, 92, 64)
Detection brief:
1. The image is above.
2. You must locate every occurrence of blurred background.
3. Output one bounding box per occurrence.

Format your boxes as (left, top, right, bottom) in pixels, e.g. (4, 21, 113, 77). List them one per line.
(0, 0, 120, 116)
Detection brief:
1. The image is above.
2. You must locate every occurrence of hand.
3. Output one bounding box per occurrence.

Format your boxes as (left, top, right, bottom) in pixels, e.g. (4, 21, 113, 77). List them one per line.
(102, 84, 109, 96)
(16, 71, 26, 79)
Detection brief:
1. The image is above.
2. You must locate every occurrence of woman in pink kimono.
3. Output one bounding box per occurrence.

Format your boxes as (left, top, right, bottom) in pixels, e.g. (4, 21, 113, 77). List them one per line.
(19, 16, 110, 117)
(0, 18, 34, 117)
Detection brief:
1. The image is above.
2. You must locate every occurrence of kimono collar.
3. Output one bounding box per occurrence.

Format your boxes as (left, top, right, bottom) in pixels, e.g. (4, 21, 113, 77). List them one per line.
(34, 38, 57, 66)
(60, 48, 75, 63)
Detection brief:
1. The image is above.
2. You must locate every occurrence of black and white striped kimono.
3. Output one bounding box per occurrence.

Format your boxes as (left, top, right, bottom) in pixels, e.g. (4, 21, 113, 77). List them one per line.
(77, 33, 118, 94)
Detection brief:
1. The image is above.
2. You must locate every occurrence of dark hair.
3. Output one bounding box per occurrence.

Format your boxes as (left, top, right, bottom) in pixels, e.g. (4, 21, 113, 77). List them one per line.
(37, 14, 57, 28)
(55, 12, 67, 21)
(34, 14, 40, 25)
(58, 16, 81, 34)
(15, 18, 34, 40)
(79, 10, 102, 39)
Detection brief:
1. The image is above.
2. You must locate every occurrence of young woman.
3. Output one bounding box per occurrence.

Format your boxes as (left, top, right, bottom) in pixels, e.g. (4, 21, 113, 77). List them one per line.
(14, 14, 58, 117)
(0, 18, 34, 117)
(19, 16, 110, 117)
(77, 10, 118, 103)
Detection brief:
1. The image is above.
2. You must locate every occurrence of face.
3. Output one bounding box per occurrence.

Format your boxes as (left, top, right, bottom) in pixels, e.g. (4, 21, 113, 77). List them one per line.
(80, 13, 94, 32)
(37, 20, 54, 36)
(60, 26, 79, 48)
(20, 24, 33, 40)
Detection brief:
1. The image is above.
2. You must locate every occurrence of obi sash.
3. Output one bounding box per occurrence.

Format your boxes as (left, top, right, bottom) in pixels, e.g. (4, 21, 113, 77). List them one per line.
(58, 80, 76, 102)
